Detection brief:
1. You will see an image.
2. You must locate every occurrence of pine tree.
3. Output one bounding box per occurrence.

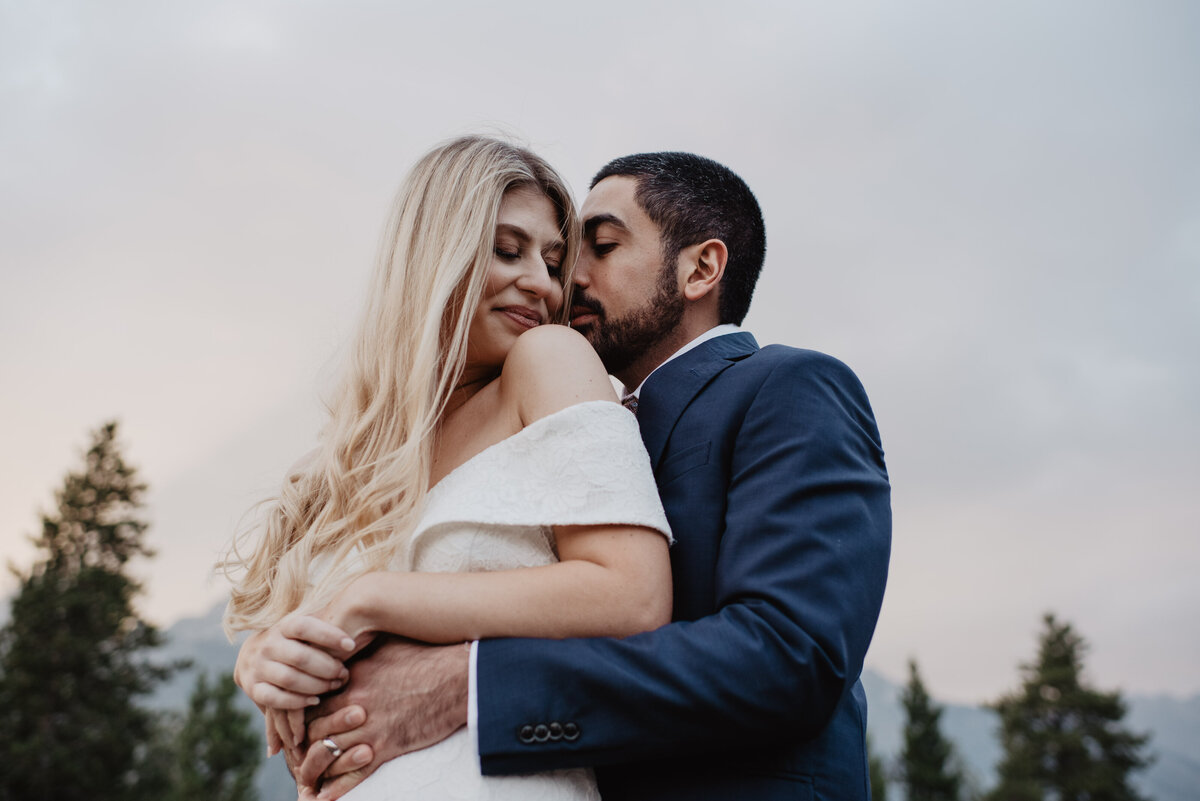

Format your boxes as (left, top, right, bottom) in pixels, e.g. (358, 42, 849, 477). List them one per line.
(900, 659, 963, 801)
(868, 732, 889, 801)
(168, 672, 261, 801)
(0, 421, 175, 801)
(987, 614, 1151, 801)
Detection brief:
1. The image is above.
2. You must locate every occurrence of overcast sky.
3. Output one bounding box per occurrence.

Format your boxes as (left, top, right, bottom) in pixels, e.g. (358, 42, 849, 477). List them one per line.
(2, 0, 1197, 704)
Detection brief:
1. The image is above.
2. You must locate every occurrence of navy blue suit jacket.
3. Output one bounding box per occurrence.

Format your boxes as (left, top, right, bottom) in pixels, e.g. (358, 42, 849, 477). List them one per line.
(476, 332, 891, 800)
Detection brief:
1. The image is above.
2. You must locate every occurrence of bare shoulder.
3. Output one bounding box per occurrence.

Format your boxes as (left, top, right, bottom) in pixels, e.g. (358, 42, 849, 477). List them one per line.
(501, 325, 618, 424)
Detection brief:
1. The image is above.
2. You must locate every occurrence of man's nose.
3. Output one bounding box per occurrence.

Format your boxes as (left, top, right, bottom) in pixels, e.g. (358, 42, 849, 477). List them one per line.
(572, 254, 592, 289)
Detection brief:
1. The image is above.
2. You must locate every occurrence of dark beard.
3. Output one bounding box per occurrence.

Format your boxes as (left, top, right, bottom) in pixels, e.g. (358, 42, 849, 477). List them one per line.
(583, 266, 684, 376)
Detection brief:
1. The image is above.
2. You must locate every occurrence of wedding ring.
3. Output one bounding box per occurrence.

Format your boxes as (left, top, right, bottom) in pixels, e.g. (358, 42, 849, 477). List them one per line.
(322, 737, 343, 759)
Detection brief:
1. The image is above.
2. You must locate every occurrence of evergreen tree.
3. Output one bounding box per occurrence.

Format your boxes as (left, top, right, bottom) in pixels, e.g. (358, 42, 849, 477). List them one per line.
(0, 421, 174, 801)
(900, 659, 964, 801)
(131, 710, 185, 801)
(868, 732, 889, 801)
(987, 614, 1150, 801)
(168, 672, 261, 801)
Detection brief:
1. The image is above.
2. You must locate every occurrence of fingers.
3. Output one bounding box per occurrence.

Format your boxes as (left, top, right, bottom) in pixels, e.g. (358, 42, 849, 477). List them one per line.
(268, 649, 349, 693)
(265, 709, 303, 781)
(288, 707, 306, 750)
(249, 650, 351, 710)
(265, 716, 282, 757)
(296, 734, 339, 789)
(323, 743, 374, 783)
(263, 638, 351, 688)
(307, 705, 366, 744)
(280, 614, 357, 657)
(296, 706, 367, 788)
(250, 681, 319, 711)
(266, 708, 306, 777)
(313, 766, 375, 800)
(242, 619, 353, 712)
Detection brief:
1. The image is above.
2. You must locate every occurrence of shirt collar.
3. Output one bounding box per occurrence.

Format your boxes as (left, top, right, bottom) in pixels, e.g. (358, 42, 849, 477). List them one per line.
(622, 324, 742, 400)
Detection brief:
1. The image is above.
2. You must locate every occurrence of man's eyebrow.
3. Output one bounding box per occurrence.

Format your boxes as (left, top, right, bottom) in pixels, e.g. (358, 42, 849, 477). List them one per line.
(583, 214, 628, 238)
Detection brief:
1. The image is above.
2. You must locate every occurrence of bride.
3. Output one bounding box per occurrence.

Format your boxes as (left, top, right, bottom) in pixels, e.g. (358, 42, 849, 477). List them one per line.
(221, 136, 672, 800)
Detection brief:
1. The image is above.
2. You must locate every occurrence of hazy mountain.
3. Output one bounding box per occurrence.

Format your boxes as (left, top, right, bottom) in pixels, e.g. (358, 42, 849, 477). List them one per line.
(153, 603, 1200, 800)
(148, 602, 297, 801)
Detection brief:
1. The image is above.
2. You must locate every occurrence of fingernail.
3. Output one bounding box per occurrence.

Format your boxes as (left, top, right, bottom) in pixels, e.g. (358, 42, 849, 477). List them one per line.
(339, 667, 350, 680)
(308, 696, 320, 705)
(346, 708, 364, 726)
(341, 637, 356, 651)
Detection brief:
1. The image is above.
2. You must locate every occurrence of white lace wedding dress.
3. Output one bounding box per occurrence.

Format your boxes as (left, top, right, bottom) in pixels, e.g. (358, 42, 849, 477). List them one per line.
(344, 400, 672, 801)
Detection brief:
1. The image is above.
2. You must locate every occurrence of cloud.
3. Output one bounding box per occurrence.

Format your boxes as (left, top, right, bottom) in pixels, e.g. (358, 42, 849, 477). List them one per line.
(2, 0, 1197, 700)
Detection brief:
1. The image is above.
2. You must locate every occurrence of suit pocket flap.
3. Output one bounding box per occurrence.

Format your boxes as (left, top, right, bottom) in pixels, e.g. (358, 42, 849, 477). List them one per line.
(658, 440, 711, 484)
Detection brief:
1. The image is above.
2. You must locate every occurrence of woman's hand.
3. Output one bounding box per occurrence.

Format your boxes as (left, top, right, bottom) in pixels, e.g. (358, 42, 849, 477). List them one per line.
(235, 615, 357, 715)
(314, 573, 390, 645)
(265, 706, 305, 766)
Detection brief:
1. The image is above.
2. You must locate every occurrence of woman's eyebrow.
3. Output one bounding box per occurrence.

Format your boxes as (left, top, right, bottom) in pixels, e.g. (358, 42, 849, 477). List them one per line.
(495, 223, 531, 242)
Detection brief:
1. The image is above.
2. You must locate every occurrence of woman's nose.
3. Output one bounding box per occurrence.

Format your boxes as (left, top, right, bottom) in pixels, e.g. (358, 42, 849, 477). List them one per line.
(518, 259, 557, 297)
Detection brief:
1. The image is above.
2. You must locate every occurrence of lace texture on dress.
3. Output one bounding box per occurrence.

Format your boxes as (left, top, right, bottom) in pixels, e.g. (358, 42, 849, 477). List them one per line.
(344, 400, 670, 801)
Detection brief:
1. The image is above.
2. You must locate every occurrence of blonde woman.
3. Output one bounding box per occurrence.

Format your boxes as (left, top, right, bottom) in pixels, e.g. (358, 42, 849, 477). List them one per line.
(221, 137, 672, 801)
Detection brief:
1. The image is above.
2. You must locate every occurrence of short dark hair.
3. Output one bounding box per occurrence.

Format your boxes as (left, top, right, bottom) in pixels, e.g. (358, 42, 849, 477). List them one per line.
(591, 152, 766, 324)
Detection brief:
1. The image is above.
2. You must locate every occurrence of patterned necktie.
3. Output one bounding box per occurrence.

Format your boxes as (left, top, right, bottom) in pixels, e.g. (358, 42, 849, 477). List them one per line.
(620, 395, 639, 416)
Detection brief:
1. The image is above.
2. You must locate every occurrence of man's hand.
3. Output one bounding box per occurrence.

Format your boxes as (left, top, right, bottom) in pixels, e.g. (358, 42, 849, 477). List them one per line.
(296, 637, 471, 800)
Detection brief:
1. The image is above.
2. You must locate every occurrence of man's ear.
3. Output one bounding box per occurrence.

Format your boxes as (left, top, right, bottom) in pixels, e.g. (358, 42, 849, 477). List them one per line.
(681, 239, 728, 302)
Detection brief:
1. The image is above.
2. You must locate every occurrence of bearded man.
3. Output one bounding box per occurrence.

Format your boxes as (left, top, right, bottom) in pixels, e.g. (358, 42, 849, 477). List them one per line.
(297, 151, 892, 800)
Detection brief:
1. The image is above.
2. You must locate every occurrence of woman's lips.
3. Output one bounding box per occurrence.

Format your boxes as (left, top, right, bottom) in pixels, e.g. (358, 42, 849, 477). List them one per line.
(498, 305, 543, 329)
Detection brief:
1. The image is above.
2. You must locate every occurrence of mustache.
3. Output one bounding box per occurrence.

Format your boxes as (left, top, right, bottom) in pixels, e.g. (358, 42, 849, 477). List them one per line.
(571, 292, 604, 316)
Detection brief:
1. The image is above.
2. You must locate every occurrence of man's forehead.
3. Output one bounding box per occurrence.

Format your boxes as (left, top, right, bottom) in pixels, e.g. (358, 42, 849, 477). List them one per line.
(582, 175, 643, 230)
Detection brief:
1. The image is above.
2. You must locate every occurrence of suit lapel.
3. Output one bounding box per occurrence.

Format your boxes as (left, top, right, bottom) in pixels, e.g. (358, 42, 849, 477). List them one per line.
(638, 332, 758, 470)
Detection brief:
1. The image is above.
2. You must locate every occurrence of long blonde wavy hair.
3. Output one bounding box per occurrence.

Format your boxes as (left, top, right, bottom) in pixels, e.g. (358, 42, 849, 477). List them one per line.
(221, 136, 580, 635)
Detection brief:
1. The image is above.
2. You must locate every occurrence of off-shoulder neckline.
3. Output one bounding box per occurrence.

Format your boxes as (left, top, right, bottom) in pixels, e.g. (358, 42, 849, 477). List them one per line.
(428, 399, 625, 497)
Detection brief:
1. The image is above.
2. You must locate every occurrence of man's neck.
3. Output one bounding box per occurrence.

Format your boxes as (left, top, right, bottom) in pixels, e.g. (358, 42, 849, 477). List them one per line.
(614, 329, 695, 391)
(616, 322, 740, 395)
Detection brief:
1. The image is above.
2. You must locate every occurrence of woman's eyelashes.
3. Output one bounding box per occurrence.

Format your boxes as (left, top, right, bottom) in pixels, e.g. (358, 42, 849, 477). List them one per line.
(495, 244, 563, 280)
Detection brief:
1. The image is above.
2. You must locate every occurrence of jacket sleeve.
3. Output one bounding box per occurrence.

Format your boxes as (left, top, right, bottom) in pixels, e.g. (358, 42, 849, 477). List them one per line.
(474, 352, 891, 774)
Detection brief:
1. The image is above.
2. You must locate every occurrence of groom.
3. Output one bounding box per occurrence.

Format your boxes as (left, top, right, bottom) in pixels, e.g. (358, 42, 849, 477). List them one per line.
(301, 152, 891, 799)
